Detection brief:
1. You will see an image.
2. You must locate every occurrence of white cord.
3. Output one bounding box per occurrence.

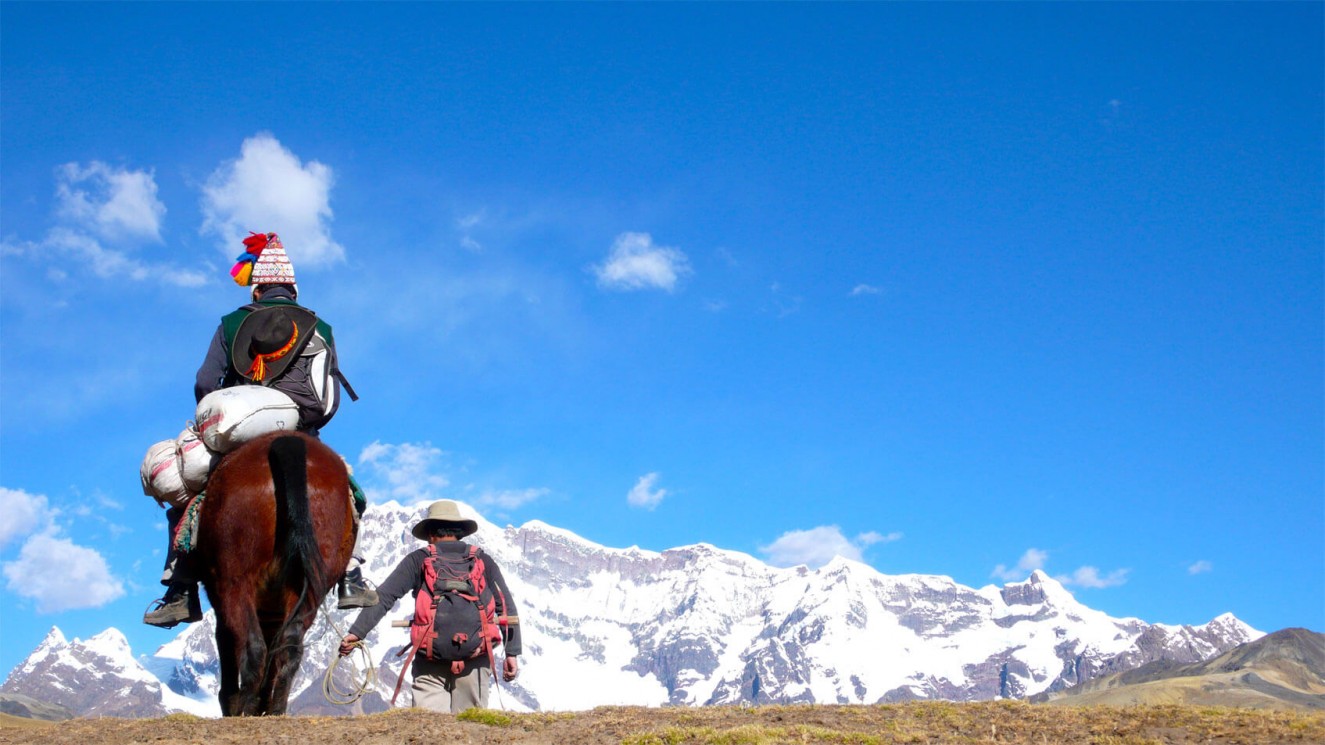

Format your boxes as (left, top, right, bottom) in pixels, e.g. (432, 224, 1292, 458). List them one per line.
(319, 599, 377, 706)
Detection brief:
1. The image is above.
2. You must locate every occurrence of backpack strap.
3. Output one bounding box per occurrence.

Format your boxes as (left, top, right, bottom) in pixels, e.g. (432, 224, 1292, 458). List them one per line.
(392, 545, 439, 707)
(334, 368, 359, 402)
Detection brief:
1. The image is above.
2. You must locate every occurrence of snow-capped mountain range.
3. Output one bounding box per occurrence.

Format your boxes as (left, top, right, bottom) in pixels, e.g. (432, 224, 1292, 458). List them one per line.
(1, 500, 1262, 717)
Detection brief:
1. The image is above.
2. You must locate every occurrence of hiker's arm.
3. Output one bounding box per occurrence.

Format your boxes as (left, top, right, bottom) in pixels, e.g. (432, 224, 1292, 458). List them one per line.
(195, 325, 229, 403)
(484, 557, 522, 656)
(345, 551, 423, 640)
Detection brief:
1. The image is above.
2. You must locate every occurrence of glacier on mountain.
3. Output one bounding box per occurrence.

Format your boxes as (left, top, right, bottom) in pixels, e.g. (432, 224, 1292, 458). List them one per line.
(2, 500, 1262, 717)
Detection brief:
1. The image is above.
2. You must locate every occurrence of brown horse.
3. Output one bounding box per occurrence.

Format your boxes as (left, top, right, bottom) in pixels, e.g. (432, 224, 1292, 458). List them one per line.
(194, 431, 355, 716)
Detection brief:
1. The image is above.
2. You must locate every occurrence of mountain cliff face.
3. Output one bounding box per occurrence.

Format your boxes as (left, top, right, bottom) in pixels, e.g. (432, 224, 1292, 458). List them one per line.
(2, 501, 1263, 717)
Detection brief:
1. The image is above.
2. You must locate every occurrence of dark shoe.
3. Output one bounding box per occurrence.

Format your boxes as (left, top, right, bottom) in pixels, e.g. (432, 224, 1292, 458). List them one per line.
(143, 583, 202, 628)
(337, 567, 378, 609)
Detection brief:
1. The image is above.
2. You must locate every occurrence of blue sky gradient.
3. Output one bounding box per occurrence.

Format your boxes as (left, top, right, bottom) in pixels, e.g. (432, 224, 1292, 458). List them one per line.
(1, 3, 1321, 677)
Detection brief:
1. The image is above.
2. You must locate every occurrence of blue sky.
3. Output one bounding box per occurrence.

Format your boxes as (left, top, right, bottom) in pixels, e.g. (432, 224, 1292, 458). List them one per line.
(1, 3, 1321, 677)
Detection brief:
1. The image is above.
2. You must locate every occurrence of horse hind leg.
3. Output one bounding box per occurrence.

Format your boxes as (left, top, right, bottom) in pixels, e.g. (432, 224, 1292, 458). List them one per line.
(260, 605, 314, 715)
(214, 618, 241, 716)
(217, 592, 269, 716)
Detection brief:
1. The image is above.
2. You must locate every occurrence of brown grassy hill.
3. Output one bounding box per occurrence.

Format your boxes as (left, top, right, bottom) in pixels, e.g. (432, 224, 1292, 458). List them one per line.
(1037, 628, 1325, 711)
(0, 703, 1322, 745)
(0, 692, 73, 721)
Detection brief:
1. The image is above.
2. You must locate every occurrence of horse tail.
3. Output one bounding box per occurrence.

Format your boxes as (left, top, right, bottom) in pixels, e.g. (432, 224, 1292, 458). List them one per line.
(268, 435, 329, 597)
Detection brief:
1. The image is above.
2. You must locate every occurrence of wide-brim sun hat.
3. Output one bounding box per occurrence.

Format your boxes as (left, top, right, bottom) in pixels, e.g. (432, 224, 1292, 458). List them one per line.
(412, 500, 478, 540)
(231, 305, 319, 383)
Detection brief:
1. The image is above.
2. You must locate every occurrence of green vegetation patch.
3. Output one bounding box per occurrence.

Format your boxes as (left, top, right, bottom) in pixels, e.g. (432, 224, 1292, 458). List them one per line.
(456, 707, 513, 727)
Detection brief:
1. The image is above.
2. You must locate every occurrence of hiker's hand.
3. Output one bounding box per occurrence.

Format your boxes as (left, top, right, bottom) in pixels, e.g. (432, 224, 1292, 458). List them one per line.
(338, 634, 361, 657)
(503, 656, 518, 681)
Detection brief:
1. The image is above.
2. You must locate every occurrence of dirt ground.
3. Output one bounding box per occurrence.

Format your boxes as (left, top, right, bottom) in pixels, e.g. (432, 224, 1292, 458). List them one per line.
(2, 702, 1323, 745)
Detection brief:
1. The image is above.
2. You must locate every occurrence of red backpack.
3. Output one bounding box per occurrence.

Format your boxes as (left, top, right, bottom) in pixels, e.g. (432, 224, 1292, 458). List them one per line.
(392, 544, 509, 703)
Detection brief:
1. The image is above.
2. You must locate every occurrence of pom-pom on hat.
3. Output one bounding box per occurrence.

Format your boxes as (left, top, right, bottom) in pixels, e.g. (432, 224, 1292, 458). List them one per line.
(230, 232, 297, 287)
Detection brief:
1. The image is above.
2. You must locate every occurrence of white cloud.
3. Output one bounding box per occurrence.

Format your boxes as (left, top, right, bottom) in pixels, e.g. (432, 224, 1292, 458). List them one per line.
(0, 487, 55, 551)
(593, 232, 691, 292)
(357, 441, 550, 516)
(4, 164, 203, 286)
(55, 161, 165, 242)
(3, 532, 125, 613)
(1188, 560, 1213, 575)
(856, 530, 903, 546)
(475, 487, 549, 511)
(626, 472, 667, 510)
(994, 548, 1129, 589)
(456, 210, 485, 253)
(850, 284, 883, 296)
(457, 210, 485, 231)
(759, 525, 895, 568)
(992, 548, 1049, 582)
(200, 133, 343, 267)
(357, 441, 451, 504)
(47, 229, 207, 287)
(1059, 566, 1130, 589)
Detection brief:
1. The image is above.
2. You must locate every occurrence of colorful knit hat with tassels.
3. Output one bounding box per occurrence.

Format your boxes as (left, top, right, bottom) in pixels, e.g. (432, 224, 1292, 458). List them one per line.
(230, 232, 297, 287)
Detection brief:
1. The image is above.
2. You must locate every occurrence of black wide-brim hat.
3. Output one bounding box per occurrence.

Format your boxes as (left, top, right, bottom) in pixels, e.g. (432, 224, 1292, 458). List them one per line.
(231, 304, 319, 384)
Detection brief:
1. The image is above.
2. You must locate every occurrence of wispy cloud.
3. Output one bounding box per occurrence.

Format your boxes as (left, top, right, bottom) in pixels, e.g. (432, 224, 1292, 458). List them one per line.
(626, 472, 667, 510)
(1188, 560, 1213, 575)
(856, 530, 904, 546)
(1060, 566, 1130, 589)
(358, 441, 451, 504)
(593, 232, 691, 292)
(759, 525, 897, 568)
(200, 132, 343, 267)
(992, 547, 1129, 589)
(2, 163, 203, 287)
(992, 548, 1049, 582)
(850, 284, 883, 297)
(475, 487, 549, 511)
(457, 209, 485, 252)
(357, 441, 550, 514)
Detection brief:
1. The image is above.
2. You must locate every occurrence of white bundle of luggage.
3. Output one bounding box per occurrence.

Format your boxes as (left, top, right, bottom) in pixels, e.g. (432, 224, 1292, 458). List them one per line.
(141, 386, 300, 507)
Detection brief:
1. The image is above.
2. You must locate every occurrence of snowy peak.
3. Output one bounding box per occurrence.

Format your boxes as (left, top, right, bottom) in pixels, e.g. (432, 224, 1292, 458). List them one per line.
(1, 625, 169, 718)
(12, 627, 67, 679)
(3, 502, 1266, 717)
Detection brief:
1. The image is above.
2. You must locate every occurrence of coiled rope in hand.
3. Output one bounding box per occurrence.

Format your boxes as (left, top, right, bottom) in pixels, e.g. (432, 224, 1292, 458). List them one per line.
(319, 600, 377, 705)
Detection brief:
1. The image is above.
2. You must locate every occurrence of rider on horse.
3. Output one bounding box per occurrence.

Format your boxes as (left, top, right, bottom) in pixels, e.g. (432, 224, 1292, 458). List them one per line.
(144, 232, 378, 628)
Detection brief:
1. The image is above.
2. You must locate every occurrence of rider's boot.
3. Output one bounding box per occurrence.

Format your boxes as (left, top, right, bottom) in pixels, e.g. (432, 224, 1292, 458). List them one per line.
(144, 580, 203, 628)
(337, 562, 378, 609)
(145, 544, 203, 628)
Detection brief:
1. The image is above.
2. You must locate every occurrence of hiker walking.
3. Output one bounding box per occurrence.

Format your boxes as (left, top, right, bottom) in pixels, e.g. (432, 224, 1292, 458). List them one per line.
(144, 232, 376, 628)
(338, 500, 521, 712)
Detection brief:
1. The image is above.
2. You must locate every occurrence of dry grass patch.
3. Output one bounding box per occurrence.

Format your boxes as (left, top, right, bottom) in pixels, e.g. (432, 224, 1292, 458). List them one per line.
(0, 701, 1321, 745)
